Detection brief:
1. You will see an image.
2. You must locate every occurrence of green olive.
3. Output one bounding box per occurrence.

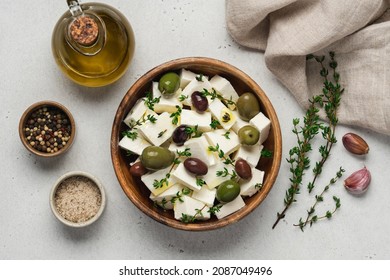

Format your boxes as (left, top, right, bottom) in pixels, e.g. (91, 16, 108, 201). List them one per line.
(140, 146, 175, 171)
(238, 125, 260, 145)
(216, 180, 240, 203)
(237, 92, 260, 121)
(158, 72, 180, 97)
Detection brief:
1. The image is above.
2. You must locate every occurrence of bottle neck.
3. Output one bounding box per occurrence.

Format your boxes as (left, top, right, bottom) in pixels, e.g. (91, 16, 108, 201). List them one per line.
(67, 0, 83, 16)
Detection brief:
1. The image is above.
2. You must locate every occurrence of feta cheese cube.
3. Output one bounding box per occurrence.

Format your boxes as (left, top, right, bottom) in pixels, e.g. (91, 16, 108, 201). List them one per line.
(180, 69, 197, 89)
(149, 183, 189, 210)
(152, 82, 183, 114)
(181, 77, 213, 106)
(231, 110, 250, 134)
(203, 162, 235, 189)
(249, 112, 271, 144)
(204, 129, 240, 156)
(184, 136, 216, 166)
(234, 144, 264, 167)
(141, 167, 176, 196)
(209, 75, 239, 109)
(191, 186, 216, 207)
(180, 109, 212, 132)
(215, 196, 245, 219)
(138, 112, 176, 146)
(208, 99, 236, 130)
(123, 99, 149, 128)
(174, 195, 210, 221)
(119, 133, 151, 156)
(171, 163, 203, 192)
(240, 168, 265, 197)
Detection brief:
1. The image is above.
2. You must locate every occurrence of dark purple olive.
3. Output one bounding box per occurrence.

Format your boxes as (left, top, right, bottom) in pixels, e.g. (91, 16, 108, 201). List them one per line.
(130, 162, 148, 177)
(172, 125, 190, 146)
(191, 91, 208, 112)
(235, 158, 252, 179)
(184, 157, 208, 176)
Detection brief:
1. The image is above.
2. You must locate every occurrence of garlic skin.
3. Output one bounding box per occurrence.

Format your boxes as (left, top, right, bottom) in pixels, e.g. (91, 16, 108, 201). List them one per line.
(344, 167, 371, 195)
(342, 132, 369, 155)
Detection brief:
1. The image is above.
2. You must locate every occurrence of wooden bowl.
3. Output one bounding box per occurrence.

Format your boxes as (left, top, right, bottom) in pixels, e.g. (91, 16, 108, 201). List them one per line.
(111, 57, 282, 231)
(19, 101, 76, 157)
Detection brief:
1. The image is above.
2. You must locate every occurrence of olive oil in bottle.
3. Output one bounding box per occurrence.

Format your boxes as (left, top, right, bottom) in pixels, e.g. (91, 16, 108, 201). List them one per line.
(52, 1, 135, 87)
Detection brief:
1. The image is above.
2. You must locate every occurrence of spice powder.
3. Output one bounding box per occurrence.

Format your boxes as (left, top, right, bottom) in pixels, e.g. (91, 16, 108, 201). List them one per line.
(55, 176, 102, 223)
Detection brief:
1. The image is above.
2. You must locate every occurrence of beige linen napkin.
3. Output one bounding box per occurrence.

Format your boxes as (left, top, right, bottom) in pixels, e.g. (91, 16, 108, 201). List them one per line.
(226, 0, 390, 135)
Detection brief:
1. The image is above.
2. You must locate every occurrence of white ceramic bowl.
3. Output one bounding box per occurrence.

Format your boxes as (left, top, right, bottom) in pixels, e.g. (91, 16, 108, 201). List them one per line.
(50, 171, 106, 228)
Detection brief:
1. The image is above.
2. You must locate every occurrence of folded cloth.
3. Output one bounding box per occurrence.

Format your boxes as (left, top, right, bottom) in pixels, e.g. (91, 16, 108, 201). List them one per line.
(226, 0, 390, 135)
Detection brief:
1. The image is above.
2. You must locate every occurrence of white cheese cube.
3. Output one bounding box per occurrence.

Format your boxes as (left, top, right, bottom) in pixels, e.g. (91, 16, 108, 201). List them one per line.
(123, 99, 149, 128)
(181, 77, 213, 106)
(152, 82, 183, 114)
(149, 184, 189, 210)
(231, 110, 250, 134)
(249, 112, 271, 144)
(215, 196, 246, 219)
(191, 186, 216, 207)
(184, 136, 216, 166)
(240, 168, 265, 197)
(171, 163, 203, 192)
(141, 167, 176, 196)
(234, 144, 264, 168)
(174, 195, 210, 221)
(119, 133, 151, 156)
(208, 99, 236, 130)
(209, 75, 239, 109)
(180, 109, 212, 132)
(203, 162, 235, 189)
(138, 112, 176, 146)
(204, 129, 240, 156)
(180, 69, 197, 89)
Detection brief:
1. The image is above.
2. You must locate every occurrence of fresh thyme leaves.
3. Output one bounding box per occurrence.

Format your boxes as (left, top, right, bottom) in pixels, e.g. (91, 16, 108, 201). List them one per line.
(185, 125, 202, 138)
(210, 119, 220, 130)
(272, 52, 344, 230)
(153, 174, 170, 189)
(201, 88, 236, 107)
(158, 129, 167, 138)
(122, 130, 138, 141)
(294, 167, 344, 231)
(170, 188, 192, 204)
(180, 205, 207, 223)
(222, 131, 230, 139)
(261, 149, 273, 158)
(195, 74, 204, 82)
(208, 144, 235, 166)
(176, 148, 192, 157)
(179, 94, 188, 102)
(122, 113, 157, 141)
(170, 105, 182, 125)
(143, 91, 161, 110)
(196, 178, 206, 187)
(216, 167, 237, 180)
(208, 205, 223, 214)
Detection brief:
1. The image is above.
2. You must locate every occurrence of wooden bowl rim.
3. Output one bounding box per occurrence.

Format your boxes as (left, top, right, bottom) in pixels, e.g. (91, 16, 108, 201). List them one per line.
(19, 100, 76, 157)
(111, 57, 282, 231)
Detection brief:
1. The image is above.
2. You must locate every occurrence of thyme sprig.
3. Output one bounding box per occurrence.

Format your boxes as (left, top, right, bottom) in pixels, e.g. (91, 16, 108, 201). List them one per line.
(216, 167, 237, 180)
(143, 91, 161, 110)
(208, 144, 235, 166)
(180, 205, 207, 223)
(201, 88, 236, 107)
(122, 113, 157, 141)
(185, 125, 202, 138)
(210, 119, 220, 130)
(170, 105, 182, 125)
(295, 167, 344, 231)
(272, 52, 344, 229)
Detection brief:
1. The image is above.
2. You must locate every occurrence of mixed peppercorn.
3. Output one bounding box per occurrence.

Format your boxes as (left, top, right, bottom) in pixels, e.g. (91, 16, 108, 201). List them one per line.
(23, 106, 72, 154)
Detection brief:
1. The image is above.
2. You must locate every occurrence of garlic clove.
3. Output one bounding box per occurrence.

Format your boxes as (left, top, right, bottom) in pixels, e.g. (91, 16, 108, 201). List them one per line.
(344, 167, 371, 195)
(342, 132, 369, 155)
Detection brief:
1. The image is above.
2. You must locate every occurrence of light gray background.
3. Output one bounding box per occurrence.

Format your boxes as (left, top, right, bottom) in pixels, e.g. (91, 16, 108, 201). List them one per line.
(1, 0, 389, 260)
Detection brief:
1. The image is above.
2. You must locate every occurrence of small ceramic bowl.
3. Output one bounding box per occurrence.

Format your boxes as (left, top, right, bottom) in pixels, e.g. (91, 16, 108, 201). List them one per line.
(111, 57, 282, 231)
(19, 100, 76, 157)
(50, 171, 106, 228)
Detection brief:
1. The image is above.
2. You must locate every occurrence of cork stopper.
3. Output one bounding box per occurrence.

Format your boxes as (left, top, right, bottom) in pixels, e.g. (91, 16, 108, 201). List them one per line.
(69, 16, 99, 46)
